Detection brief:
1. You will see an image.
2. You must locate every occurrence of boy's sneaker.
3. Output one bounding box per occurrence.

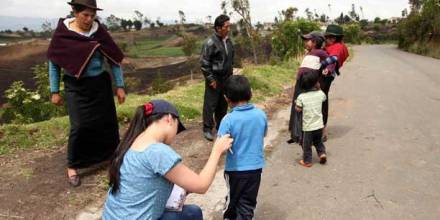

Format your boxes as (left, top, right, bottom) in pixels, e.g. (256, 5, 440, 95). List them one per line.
(298, 160, 312, 168)
(319, 154, 327, 164)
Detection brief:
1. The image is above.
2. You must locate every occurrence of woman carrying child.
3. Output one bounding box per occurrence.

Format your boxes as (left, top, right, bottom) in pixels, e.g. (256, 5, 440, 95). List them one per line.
(288, 31, 328, 144)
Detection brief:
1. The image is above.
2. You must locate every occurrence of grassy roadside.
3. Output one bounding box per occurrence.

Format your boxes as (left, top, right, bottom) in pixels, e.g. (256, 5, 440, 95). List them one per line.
(0, 62, 297, 155)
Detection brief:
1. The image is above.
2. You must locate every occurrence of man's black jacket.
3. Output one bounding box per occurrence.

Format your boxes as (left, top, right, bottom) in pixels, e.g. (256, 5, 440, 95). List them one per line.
(200, 33, 234, 83)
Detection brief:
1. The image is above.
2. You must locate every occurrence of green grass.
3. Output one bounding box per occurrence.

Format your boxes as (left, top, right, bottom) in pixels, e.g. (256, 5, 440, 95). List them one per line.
(125, 36, 204, 58)
(140, 47, 185, 57)
(0, 62, 297, 156)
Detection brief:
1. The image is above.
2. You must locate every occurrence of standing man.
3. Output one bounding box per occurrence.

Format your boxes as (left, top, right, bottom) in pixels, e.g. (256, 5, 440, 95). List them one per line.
(200, 15, 234, 141)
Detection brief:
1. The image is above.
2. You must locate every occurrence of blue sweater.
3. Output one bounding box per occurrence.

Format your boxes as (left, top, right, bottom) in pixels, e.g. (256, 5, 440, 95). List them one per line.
(49, 50, 124, 93)
(217, 104, 267, 171)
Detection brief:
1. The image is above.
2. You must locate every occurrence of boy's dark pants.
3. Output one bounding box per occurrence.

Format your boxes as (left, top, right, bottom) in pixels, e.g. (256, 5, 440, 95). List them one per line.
(223, 169, 262, 220)
(302, 129, 326, 163)
(203, 81, 228, 132)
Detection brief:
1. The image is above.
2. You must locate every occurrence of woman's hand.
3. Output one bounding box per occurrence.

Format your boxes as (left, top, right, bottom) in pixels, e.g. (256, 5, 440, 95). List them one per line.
(165, 134, 233, 194)
(213, 134, 233, 155)
(116, 88, 126, 104)
(51, 93, 64, 106)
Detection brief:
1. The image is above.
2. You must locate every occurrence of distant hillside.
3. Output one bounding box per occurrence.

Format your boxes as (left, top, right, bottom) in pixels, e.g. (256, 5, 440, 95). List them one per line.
(0, 16, 58, 31)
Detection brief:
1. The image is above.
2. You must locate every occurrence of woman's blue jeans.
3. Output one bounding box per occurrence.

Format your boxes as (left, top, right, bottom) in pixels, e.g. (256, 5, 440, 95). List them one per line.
(159, 205, 203, 220)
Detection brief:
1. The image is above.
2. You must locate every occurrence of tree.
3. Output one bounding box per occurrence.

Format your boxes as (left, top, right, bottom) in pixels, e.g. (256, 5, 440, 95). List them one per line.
(402, 8, 408, 17)
(133, 10, 143, 30)
(255, 22, 264, 31)
(181, 33, 198, 80)
(134, 10, 143, 22)
(222, 0, 259, 63)
(144, 17, 151, 27)
(156, 17, 164, 27)
(207, 15, 212, 23)
(349, 4, 360, 21)
(335, 13, 344, 24)
(221, 1, 228, 15)
(178, 10, 186, 24)
(374, 17, 382, 23)
(106, 14, 121, 31)
(133, 20, 142, 30)
(305, 8, 313, 20)
(120, 19, 129, 31)
(409, 0, 422, 12)
(127, 20, 133, 30)
(41, 21, 52, 37)
(23, 27, 29, 32)
(281, 7, 298, 21)
(320, 14, 328, 23)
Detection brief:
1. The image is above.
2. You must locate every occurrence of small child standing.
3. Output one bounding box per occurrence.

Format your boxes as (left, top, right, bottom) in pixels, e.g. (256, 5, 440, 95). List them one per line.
(217, 75, 267, 220)
(295, 70, 328, 167)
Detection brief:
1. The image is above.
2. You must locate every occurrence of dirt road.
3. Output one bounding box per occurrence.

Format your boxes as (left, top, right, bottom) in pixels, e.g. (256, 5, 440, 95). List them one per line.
(255, 45, 440, 220)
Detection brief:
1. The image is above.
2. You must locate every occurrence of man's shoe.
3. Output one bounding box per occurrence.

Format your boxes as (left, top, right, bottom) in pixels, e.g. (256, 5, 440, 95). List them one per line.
(67, 174, 81, 187)
(203, 131, 214, 141)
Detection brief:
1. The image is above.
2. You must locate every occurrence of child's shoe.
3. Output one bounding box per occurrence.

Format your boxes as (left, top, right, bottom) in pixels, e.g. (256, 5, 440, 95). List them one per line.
(298, 160, 312, 167)
(319, 154, 327, 164)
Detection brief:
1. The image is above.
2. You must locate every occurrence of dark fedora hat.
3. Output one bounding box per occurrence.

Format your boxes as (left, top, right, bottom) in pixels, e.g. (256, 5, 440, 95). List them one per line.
(325, 24, 344, 36)
(68, 0, 102, 11)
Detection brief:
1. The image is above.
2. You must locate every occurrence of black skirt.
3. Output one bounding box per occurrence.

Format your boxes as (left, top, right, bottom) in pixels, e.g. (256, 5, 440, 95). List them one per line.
(63, 72, 119, 168)
(288, 74, 303, 142)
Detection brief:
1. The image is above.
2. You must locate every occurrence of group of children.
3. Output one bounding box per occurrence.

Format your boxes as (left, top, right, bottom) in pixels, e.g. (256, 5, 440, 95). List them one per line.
(104, 24, 348, 220)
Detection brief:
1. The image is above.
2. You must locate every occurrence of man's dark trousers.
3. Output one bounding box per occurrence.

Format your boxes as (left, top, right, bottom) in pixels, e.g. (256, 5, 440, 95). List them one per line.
(223, 169, 262, 220)
(203, 81, 228, 132)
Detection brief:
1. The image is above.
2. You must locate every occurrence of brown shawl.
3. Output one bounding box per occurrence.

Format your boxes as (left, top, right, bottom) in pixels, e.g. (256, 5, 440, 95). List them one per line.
(47, 18, 124, 78)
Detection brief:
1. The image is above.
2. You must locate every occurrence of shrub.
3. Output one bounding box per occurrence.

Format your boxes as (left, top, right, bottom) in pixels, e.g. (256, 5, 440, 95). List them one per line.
(342, 23, 361, 44)
(1, 63, 67, 124)
(124, 76, 143, 93)
(272, 19, 320, 60)
(150, 73, 173, 95)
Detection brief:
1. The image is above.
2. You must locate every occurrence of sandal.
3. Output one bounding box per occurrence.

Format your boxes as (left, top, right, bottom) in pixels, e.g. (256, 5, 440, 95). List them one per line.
(319, 154, 327, 164)
(298, 160, 312, 168)
(67, 169, 81, 187)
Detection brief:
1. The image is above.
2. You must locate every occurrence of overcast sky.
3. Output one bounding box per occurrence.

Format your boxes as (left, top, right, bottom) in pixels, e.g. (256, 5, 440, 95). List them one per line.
(1, 0, 410, 22)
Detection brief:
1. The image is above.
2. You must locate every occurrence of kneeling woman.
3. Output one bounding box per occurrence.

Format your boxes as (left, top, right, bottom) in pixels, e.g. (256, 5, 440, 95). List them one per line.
(103, 100, 233, 220)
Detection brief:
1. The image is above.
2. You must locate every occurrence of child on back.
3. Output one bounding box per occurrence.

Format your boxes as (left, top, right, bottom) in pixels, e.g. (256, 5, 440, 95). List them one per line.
(217, 75, 267, 220)
(295, 70, 328, 167)
(322, 24, 349, 77)
(288, 31, 328, 144)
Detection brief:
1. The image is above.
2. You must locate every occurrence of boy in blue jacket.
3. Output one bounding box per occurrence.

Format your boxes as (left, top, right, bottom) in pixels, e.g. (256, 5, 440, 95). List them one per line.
(217, 75, 268, 220)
